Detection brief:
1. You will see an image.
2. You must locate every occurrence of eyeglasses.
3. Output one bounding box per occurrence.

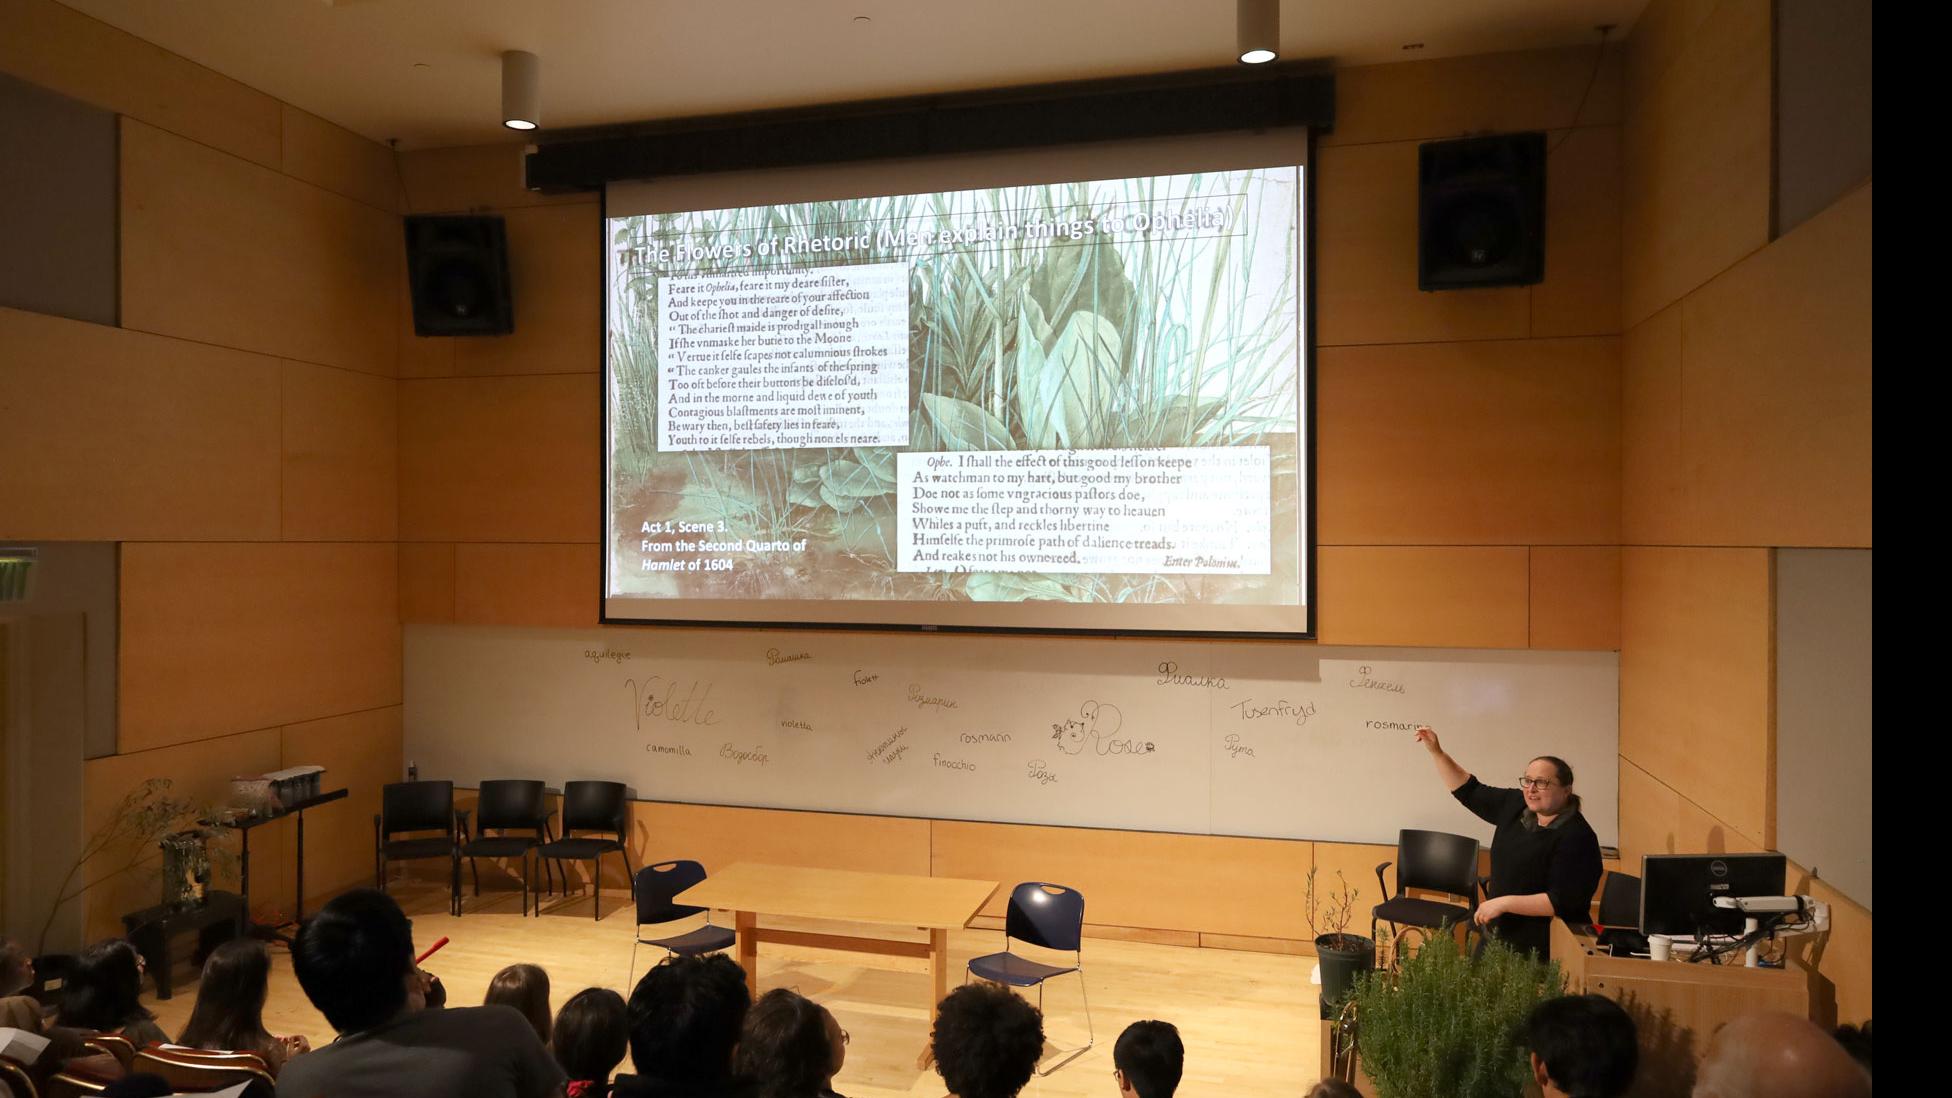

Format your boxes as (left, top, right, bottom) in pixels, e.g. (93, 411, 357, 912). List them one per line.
(840, 1028, 850, 1046)
(1518, 777, 1560, 791)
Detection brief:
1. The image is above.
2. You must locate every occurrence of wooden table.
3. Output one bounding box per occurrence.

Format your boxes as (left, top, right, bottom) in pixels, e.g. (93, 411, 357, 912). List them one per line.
(223, 787, 349, 942)
(677, 862, 997, 1064)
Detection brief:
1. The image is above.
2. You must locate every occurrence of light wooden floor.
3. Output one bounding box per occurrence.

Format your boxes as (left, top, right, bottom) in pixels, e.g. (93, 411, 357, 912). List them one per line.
(143, 882, 1323, 1097)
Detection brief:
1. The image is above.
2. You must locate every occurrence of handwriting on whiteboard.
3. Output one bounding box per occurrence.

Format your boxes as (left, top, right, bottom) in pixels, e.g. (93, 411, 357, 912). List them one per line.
(1155, 661, 1229, 690)
(626, 675, 721, 730)
(1348, 666, 1406, 694)
(1051, 701, 1154, 756)
(1229, 697, 1317, 726)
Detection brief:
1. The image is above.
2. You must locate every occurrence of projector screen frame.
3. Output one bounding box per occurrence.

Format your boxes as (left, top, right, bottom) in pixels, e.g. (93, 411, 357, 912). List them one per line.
(596, 131, 1318, 641)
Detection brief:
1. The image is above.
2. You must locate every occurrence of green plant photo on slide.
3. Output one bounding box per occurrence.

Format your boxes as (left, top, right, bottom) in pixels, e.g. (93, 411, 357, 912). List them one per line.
(606, 165, 1303, 610)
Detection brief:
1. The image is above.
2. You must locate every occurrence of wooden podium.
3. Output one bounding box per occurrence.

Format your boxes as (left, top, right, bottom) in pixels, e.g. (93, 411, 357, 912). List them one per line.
(1551, 920, 1814, 1097)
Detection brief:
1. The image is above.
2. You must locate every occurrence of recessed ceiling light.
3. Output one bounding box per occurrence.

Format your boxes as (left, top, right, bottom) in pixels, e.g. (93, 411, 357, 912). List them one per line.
(1402, 42, 1425, 51)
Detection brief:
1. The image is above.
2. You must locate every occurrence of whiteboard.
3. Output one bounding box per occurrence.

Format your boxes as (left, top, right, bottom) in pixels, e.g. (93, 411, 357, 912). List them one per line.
(404, 625, 1617, 846)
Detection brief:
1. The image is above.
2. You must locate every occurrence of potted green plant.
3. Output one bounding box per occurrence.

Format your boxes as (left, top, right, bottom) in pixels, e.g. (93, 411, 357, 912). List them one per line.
(1350, 932, 1565, 1098)
(1306, 866, 1375, 1012)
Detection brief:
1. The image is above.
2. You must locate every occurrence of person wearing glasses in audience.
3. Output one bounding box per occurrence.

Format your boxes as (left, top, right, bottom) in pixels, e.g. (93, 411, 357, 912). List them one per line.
(1413, 726, 1603, 958)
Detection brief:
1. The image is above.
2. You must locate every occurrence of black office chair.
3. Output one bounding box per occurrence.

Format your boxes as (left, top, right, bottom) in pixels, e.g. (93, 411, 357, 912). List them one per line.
(536, 780, 635, 921)
(457, 779, 554, 916)
(967, 882, 1093, 1075)
(1371, 829, 1481, 954)
(1596, 870, 1642, 927)
(374, 780, 460, 916)
(1593, 870, 1647, 956)
(626, 860, 736, 987)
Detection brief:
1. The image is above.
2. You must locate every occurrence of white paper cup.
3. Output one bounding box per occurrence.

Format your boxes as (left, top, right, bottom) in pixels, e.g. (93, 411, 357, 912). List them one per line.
(1649, 934, 1672, 961)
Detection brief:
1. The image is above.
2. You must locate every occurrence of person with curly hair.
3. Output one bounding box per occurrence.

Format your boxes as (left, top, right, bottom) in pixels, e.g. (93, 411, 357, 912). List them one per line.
(928, 984, 1044, 1098)
(613, 954, 753, 1098)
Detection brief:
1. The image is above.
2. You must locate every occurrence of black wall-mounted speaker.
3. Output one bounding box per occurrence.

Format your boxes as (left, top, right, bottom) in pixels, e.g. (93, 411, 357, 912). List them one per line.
(405, 215, 513, 336)
(1418, 132, 1545, 291)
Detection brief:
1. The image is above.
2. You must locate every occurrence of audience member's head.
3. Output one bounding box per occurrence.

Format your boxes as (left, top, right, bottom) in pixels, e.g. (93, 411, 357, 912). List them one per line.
(486, 962, 553, 1045)
(291, 888, 416, 1033)
(1113, 1019, 1182, 1098)
(1832, 1020, 1872, 1076)
(553, 987, 629, 1090)
(1304, 1080, 1363, 1098)
(1524, 993, 1638, 1098)
(930, 983, 1044, 1098)
(178, 938, 274, 1052)
(0, 939, 31, 997)
(734, 988, 846, 1098)
(61, 939, 153, 1032)
(625, 953, 752, 1091)
(1692, 1012, 1870, 1098)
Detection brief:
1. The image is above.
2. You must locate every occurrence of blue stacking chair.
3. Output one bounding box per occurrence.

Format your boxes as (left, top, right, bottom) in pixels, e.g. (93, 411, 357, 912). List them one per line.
(626, 860, 737, 989)
(966, 882, 1093, 1075)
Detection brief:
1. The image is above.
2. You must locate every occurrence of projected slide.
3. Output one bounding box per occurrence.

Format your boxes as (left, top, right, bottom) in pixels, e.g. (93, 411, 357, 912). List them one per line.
(605, 164, 1308, 634)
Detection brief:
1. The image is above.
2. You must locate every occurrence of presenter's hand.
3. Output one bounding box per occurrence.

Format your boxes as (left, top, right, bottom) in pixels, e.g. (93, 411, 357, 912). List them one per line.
(1414, 726, 1442, 753)
(1474, 896, 1507, 925)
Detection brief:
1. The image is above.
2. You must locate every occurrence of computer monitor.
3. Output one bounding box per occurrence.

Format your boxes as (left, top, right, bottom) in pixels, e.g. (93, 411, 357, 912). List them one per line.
(1640, 853, 1788, 937)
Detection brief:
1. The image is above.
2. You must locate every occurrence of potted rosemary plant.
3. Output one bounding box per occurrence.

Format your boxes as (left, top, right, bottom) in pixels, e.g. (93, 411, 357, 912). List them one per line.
(1350, 932, 1565, 1098)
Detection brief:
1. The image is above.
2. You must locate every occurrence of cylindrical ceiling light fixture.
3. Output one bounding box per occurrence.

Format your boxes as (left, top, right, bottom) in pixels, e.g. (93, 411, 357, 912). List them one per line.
(501, 49, 540, 130)
(1237, 0, 1279, 64)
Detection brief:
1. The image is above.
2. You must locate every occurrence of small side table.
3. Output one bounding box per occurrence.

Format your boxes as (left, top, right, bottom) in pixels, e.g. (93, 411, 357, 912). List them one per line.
(121, 889, 245, 1000)
(223, 787, 349, 942)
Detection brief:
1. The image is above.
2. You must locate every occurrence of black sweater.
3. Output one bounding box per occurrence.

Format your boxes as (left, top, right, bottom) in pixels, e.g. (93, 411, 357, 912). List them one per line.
(1452, 775, 1603, 958)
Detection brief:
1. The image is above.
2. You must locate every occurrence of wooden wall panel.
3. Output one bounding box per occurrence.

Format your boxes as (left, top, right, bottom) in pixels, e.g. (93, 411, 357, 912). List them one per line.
(454, 543, 601, 627)
(1621, 302, 1687, 544)
(0, 307, 281, 541)
(930, 820, 1311, 939)
(442, 203, 602, 378)
(398, 143, 585, 214)
(1316, 547, 1531, 649)
(1315, 140, 1529, 346)
(80, 729, 285, 941)
(0, 0, 281, 168)
(399, 543, 457, 623)
(1622, 0, 1772, 326)
(1678, 184, 1873, 548)
(1317, 338, 1621, 546)
(1619, 548, 1772, 846)
(1624, 0, 1719, 110)
(1616, 758, 1684, 867)
(637, 802, 933, 880)
(120, 121, 399, 376)
(1530, 548, 1622, 651)
(279, 104, 399, 212)
(1533, 125, 1623, 338)
(119, 543, 401, 752)
(280, 706, 404, 908)
(1324, 45, 1622, 146)
(281, 361, 398, 541)
(397, 375, 600, 542)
